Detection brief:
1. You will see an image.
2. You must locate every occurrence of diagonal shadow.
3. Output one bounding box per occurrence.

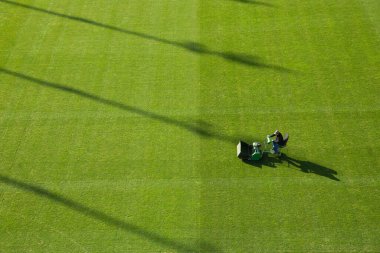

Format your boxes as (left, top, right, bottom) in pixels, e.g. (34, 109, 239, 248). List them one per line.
(182, 42, 290, 72)
(0, 0, 289, 72)
(0, 68, 238, 144)
(231, 0, 275, 7)
(0, 174, 222, 253)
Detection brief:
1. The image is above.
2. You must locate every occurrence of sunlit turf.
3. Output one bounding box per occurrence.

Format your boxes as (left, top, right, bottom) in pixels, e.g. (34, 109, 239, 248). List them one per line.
(0, 0, 379, 252)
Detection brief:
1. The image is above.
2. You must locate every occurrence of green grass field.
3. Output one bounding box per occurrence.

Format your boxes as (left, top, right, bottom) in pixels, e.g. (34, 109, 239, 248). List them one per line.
(1, 0, 379, 252)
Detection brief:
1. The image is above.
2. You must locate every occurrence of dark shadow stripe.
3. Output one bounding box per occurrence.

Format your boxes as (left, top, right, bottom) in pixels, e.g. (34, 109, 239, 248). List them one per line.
(0, 68, 238, 143)
(0, 174, 220, 252)
(231, 0, 275, 7)
(0, 0, 291, 72)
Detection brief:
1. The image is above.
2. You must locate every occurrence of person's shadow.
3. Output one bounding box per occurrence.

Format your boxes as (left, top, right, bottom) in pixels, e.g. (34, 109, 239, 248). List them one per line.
(281, 154, 339, 181)
(243, 154, 339, 181)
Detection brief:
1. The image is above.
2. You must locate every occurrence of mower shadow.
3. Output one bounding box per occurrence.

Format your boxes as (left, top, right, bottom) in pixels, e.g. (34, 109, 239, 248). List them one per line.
(243, 155, 278, 168)
(0, 0, 289, 72)
(0, 174, 223, 253)
(243, 154, 340, 181)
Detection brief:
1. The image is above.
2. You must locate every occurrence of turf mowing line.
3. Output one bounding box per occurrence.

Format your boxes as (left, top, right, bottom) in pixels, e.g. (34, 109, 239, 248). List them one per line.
(2, 107, 31, 172)
(1, 0, 379, 252)
(0, 0, 36, 115)
(11, 211, 90, 253)
(358, 0, 380, 41)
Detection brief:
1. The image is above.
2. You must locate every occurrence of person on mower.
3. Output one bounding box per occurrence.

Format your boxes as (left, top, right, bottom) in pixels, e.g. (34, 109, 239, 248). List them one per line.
(268, 130, 285, 154)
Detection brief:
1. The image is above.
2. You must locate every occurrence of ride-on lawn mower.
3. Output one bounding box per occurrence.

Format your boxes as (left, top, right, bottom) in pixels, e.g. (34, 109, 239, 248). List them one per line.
(237, 134, 289, 161)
